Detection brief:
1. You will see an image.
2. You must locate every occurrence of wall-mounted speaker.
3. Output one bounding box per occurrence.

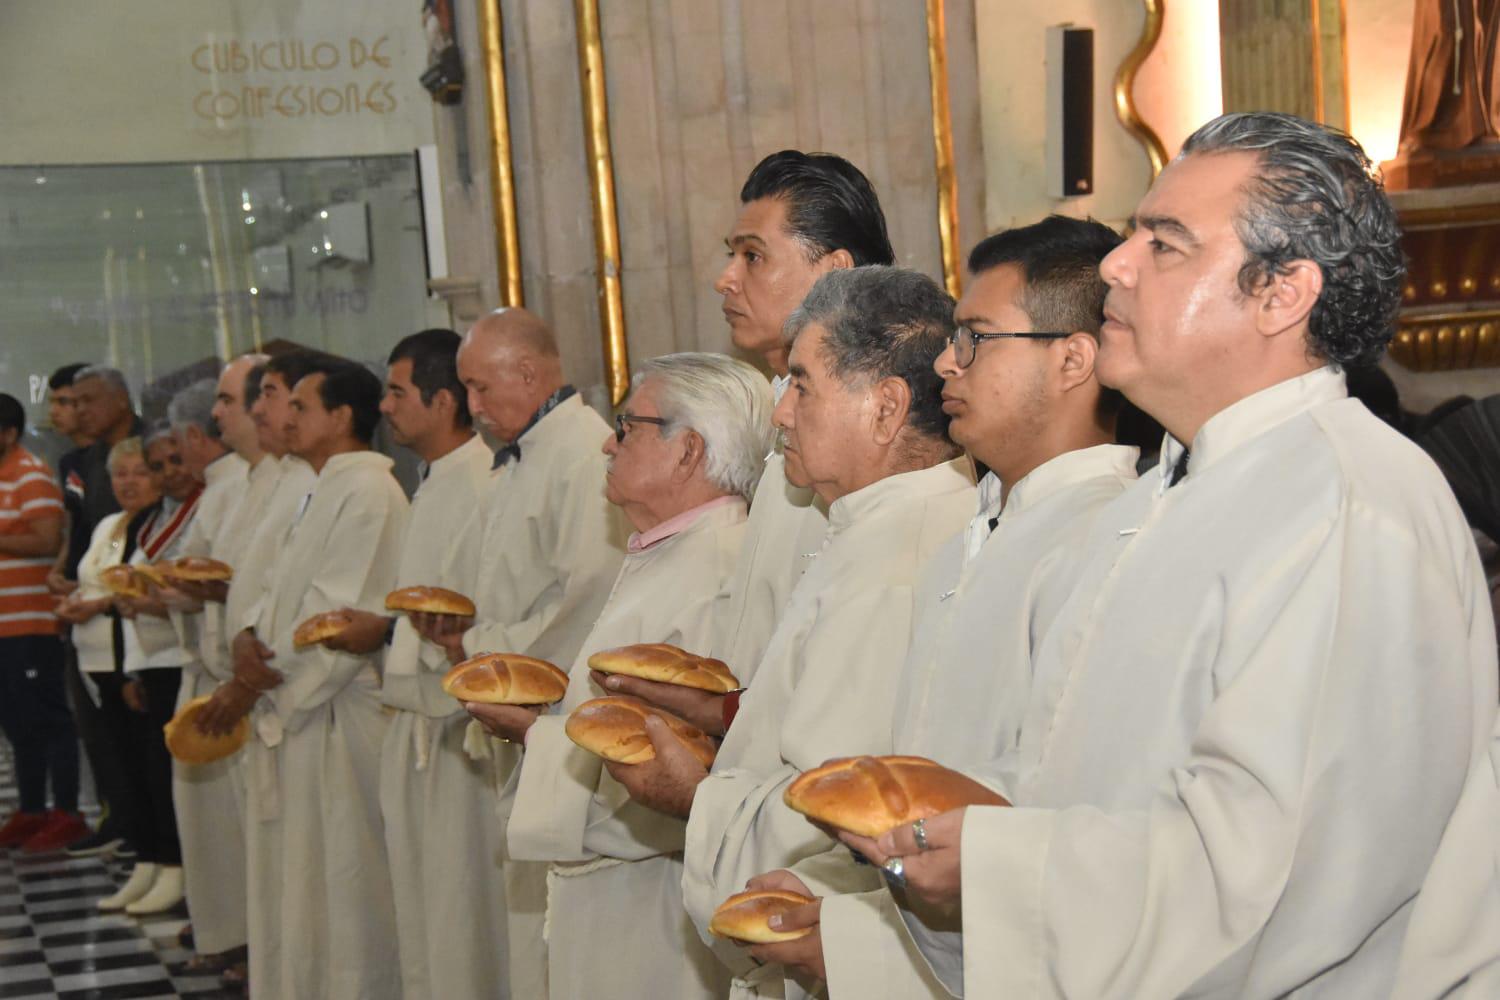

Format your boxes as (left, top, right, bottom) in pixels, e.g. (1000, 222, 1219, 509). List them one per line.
(1046, 25, 1094, 199)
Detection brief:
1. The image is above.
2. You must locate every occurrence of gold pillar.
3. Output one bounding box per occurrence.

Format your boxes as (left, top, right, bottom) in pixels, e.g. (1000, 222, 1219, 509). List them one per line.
(1116, 0, 1169, 178)
(477, 0, 524, 307)
(574, 0, 629, 406)
(926, 0, 962, 300)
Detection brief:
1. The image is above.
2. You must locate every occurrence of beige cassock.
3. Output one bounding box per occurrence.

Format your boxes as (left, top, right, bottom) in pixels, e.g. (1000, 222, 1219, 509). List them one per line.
(682, 459, 975, 999)
(244, 451, 409, 1000)
(713, 451, 827, 681)
(123, 489, 202, 673)
(953, 368, 1499, 999)
(1390, 712, 1500, 996)
(166, 449, 258, 957)
(816, 446, 1140, 999)
(461, 394, 628, 1000)
(508, 498, 748, 1000)
(375, 433, 511, 1000)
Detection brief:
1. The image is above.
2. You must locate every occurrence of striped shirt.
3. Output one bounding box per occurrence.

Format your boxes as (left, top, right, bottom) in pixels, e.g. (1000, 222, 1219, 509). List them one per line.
(0, 447, 65, 637)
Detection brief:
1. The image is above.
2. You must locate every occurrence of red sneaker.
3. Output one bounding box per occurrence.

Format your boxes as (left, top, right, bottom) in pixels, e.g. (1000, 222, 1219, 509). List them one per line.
(0, 811, 48, 847)
(20, 810, 92, 853)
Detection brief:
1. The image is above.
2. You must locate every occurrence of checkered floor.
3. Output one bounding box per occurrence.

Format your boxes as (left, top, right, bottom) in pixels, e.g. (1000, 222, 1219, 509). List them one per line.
(0, 748, 240, 999)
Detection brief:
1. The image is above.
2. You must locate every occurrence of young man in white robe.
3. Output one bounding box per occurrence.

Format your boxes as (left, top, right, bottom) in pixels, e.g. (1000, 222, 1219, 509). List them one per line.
(210, 359, 409, 999)
(750, 216, 1143, 997)
(324, 329, 505, 1000)
(847, 112, 1500, 999)
(477, 353, 772, 999)
(607, 267, 975, 999)
(414, 306, 627, 1000)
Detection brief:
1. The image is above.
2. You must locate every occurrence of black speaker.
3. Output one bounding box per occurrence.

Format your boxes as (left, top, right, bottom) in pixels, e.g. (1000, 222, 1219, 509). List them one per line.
(1046, 25, 1094, 199)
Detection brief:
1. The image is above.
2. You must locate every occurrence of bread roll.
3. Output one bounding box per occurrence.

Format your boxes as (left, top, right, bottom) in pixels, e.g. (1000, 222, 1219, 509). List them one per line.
(709, 889, 816, 943)
(163, 695, 249, 764)
(385, 585, 476, 617)
(292, 610, 355, 648)
(587, 642, 740, 693)
(133, 563, 173, 589)
(783, 755, 1009, 838)
(163, 556, 233, 582)
(100, 565, 148, 598)
(440, 652, 569, 705)
(564, 695, 717, 768)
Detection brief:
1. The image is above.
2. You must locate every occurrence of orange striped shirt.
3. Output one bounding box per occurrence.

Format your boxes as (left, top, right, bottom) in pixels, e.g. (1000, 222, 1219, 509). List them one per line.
(0, 446, 65, 637)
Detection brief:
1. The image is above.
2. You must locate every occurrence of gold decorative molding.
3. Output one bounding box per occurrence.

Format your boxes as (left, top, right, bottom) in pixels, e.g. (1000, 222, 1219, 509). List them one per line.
(1389, 314, 1500, 371)
(574, 0, 629, 406)
(477, 0, 523, 308)
(1115, 0, 1168, 178)
(925, 0, 962, 300)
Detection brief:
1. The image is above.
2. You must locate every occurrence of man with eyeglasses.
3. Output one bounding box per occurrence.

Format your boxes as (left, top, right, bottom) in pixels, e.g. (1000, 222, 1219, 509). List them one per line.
(740, 215, 1140, 996)
(421, 306, 626, 1000)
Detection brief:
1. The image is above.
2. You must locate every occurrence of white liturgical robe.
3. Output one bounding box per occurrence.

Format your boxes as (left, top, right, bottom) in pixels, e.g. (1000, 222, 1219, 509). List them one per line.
(817, 446, 1140, 999)
(463, 393, 628, 1000)
(168, 449, 253, 956)
(508, 498, 748, 999)
(375, 433, 511, 1000)
(244, 450, 409, 1000)
(956, 368, 1498, 999)
(682, 459, 974, 997)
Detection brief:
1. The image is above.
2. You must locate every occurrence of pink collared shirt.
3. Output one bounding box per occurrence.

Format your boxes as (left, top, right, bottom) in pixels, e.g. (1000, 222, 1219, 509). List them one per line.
(626, 494, 746, 553)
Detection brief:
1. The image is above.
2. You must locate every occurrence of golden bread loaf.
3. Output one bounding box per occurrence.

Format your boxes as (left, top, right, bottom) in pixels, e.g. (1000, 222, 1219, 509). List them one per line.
(564, 695, 717, 768)
(292, 610, 355, 648)
(783, 755, 1009, 838)
(586, 642, 740, 693)
(162, 556, 233, 582)
(385, 585, 476, 616)
(440, 652, 569, 705)
(100, 565, 148, 598)
(709, 889, 816, 943)
(163, 695, 250, 764)
(133, 563, 173, 589)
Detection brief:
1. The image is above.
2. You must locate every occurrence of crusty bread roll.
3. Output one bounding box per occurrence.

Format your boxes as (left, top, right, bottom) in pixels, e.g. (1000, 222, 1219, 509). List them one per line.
(564, 695, 717, 768)
(133, 563, 173, 589)
(440, 652, 569, 705)
(292, 610, 355, 648)
(163, 695, 249, 764)
(100, 565, 148, 598)
(587, 642, 740, 693)
(783, 755, 1009, 838)
(162, 556, 233, 582)
(709, 889, 816, 943)
(385, 585, 476, 617)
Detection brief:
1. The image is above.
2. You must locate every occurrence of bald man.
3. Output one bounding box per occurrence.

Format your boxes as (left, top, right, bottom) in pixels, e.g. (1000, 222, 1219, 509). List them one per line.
(414, 308, 627, 1000)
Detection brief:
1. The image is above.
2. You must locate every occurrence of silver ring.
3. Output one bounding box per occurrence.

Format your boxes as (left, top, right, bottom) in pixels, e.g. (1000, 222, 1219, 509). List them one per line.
(912, 817, 930, 852)
(882, 856, 906, 888)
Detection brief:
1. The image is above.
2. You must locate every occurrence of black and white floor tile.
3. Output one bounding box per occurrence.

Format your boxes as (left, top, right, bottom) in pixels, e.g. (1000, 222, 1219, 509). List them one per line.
(0, 749, 240, 999)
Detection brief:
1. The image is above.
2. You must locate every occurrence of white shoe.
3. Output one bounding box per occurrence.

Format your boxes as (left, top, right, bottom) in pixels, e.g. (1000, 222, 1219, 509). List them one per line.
(98, 862, 158, 911)
(126, 865, 184, 915)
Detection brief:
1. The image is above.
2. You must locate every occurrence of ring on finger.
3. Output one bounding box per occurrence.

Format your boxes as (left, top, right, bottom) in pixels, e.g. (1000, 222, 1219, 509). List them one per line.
(912, 817, 931, 852)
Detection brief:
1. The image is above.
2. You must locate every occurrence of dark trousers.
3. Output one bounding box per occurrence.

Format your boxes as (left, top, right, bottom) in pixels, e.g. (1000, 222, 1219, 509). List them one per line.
(0, 634, 80, 814)
(95, 669, 182, 865)
(66, 646, 129, 836)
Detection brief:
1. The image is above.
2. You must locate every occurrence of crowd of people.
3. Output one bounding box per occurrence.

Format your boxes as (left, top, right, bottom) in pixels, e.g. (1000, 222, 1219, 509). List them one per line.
(0, 109, 1497, 1000)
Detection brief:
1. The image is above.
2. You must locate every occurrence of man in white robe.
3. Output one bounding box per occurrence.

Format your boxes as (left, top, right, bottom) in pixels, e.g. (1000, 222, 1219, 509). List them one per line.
(207, 359, 409, 999)
(607, 267, 974, 999)
(326, 330, 506, 1000)
(487, 354, 773, 999)
(414, 307, 627, 1000)
(851, 112, 1500, 999)
(759, 217, 1142, 997)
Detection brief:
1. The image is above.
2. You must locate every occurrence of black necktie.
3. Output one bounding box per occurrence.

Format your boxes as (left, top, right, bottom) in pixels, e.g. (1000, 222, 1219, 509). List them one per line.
(1167, 449, 1190, 487)
(492, 442, 521, 469)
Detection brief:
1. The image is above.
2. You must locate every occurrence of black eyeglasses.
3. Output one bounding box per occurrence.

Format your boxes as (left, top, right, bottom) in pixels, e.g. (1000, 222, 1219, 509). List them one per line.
(950, 325, 1068, 369)
(614, 413, 669, 442)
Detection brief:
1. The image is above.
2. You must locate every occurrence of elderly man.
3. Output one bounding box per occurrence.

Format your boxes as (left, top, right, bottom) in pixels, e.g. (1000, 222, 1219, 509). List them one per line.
(610, 267, 973, 998)
(754, 216, 1142, 996)
(415, 307, 626, 999)
(163, 358, 266, 972)
(487, 352, 772, 999)
(321, 329, 503, 1000)
(854, 112, 1499, 999)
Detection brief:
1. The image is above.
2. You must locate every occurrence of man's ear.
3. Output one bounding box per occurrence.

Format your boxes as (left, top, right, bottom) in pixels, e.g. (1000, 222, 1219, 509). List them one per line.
(1256, 260, 1322, 340)
(517, 356, 537, 386)
(870, 376, 913, 447)
(675, 429, 706, 481)
(1058, 332, 1099, 395)
(334, 404, 356, 440)
(823, 248, 855, 272)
